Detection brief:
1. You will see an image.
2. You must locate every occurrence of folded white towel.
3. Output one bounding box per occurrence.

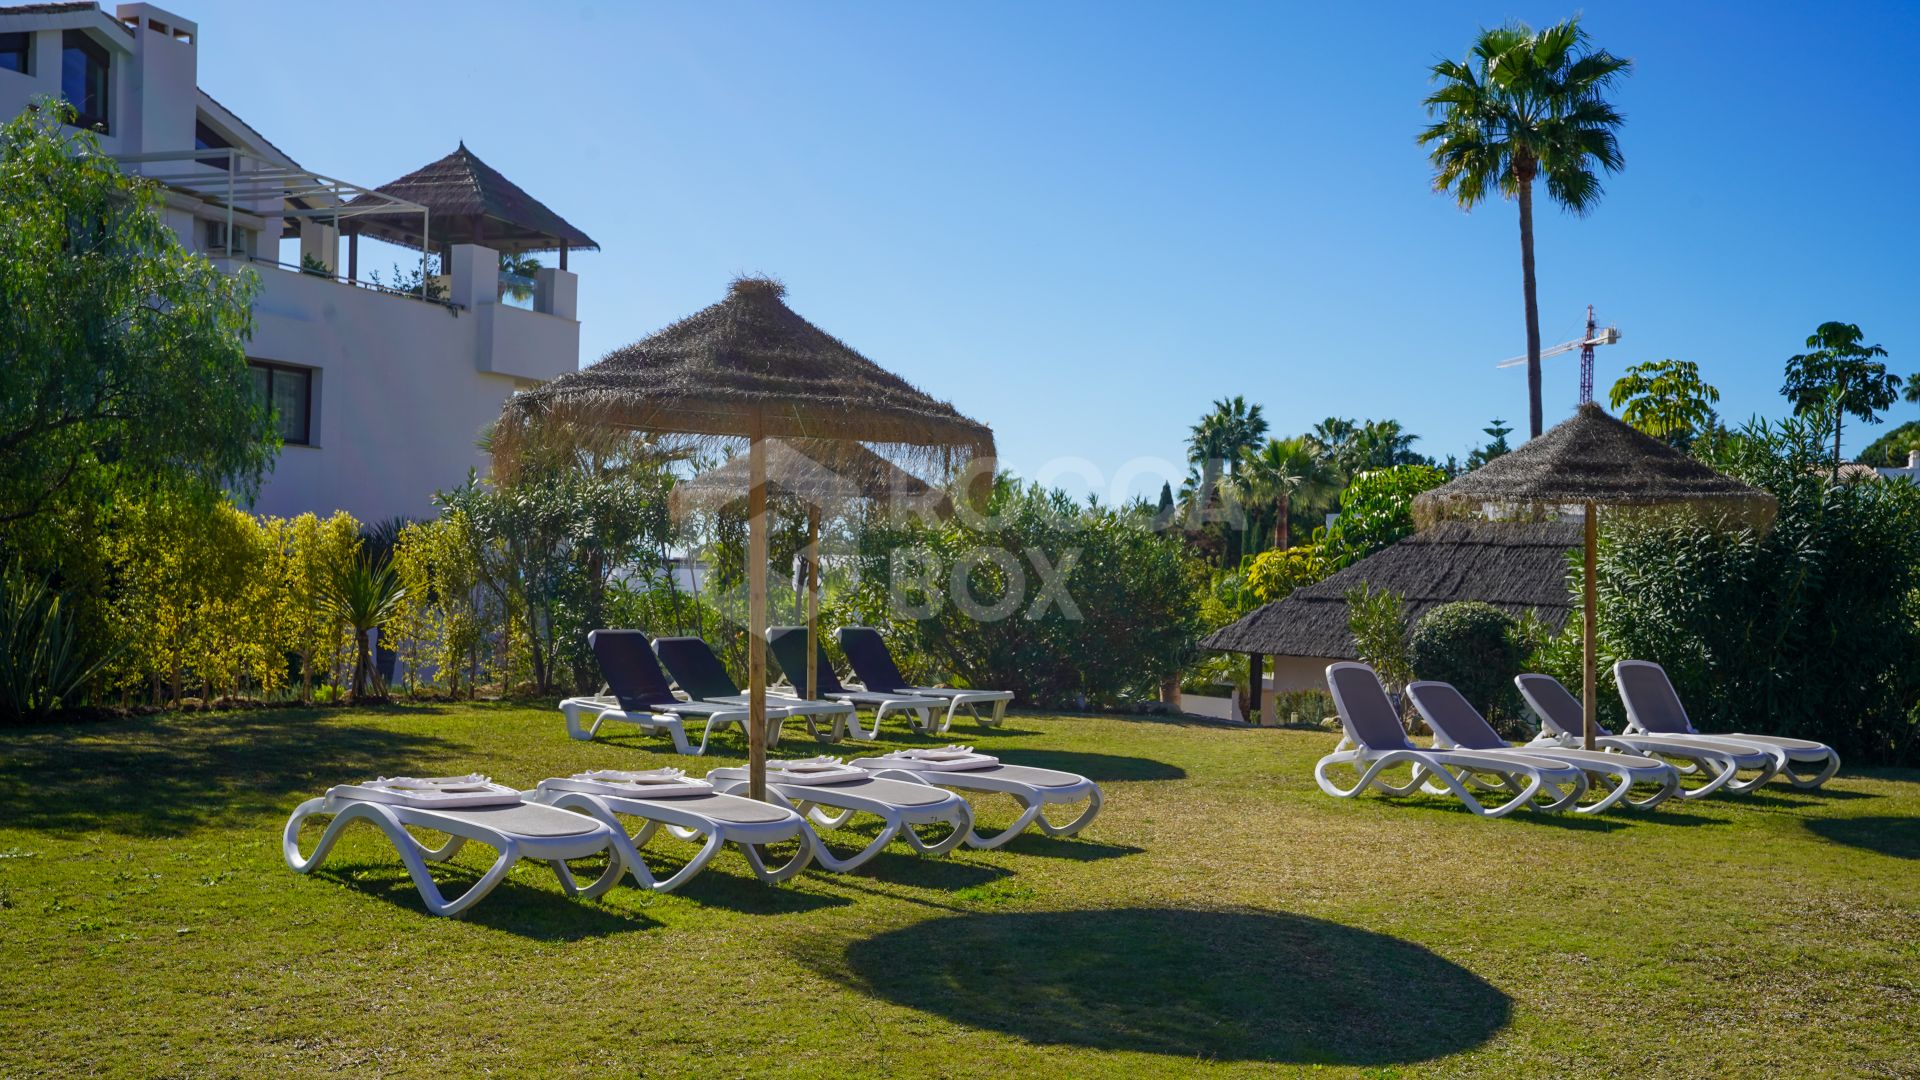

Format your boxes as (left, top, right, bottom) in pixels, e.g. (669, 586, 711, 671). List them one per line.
(539, 768, 714, 799)
(333, 774, 524, 808)
(877, 746, 1001, 772)
(710, 757, 870, 786)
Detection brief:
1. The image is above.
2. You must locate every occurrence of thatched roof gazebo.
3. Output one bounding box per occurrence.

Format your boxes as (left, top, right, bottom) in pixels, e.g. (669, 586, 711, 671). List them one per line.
(1202, 519, 1582, 663)
(1411, 403, 1774, 748)
(345, 142, 598, 273)
(495, 277, 994, 797)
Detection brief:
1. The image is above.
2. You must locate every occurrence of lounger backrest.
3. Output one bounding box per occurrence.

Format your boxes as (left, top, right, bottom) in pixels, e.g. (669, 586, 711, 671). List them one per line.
(1325, 663, 1414, 752)
(588, 629, 682, 710)
(836, 626, 910, 692)
(1514, 673, 1609, 738)
(765, 626, 846, 696)
(1405, 681, 1508, 750)
(1614, 660, 1694, 735)
(651, 637, 741, 700)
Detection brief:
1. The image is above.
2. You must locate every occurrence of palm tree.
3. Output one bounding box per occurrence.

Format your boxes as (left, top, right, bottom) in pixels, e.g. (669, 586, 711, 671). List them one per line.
(1351, 419, 1424, 471)
(1186, 396, 1269, 522)
(321, 553, 407, 702)
(1420, 18, 1630, 438)
(1234, 437, 1340, 550)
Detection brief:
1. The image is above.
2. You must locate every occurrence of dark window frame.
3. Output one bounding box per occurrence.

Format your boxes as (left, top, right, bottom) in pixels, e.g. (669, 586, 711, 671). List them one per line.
(0, 31, 29, 75)
(194, 118, 232, 170)
(249, 361, 314, 446)
(61, 29, 110, 132)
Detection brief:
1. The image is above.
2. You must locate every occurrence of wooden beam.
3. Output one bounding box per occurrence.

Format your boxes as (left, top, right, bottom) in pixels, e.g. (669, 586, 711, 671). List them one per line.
(747, 412, 769, 800)
(1583, 501, 1599, 751)
(346, 230, 358, 282)
(805, 504, 821, 702)
(1247, 652, 1263, 723)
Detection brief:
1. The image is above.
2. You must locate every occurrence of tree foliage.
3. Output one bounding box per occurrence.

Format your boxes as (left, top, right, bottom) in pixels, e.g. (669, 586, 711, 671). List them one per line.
(1608, 359, 1720, 448)
(0, 102, 274, 554)
(1781, 321, 1899, 475)
(1407, 601, 1525, 730)
(1319, 464, 1448, 568)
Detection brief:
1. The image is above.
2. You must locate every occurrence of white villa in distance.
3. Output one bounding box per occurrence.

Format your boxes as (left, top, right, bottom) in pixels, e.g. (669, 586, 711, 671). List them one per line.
(0, 1, 593, 523)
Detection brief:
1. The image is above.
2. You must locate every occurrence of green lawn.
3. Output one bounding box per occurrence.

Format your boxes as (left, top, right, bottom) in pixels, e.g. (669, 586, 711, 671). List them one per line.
(2, 703, 1916, 1077)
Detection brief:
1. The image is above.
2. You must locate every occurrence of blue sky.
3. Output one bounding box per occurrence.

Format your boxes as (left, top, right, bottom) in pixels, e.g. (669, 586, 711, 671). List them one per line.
(196, 0, 1918, 497)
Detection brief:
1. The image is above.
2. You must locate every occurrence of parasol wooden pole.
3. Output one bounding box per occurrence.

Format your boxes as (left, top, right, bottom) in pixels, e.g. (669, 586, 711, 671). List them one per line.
(747, 413, 769, 800)
(805, 504, 820, 702)
(1583, 501, 1598, 751)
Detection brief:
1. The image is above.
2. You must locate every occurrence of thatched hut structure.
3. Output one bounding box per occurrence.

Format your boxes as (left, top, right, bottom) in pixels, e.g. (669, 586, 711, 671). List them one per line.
(1411, 403, 1773, 747)
(344, 142, 598, 275)
(494, 277, 993, 797)
(1201, 520, 1582, 697)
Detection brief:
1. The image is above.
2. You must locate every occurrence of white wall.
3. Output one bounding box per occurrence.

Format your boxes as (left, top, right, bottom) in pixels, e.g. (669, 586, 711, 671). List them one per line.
(239, 255, 575, 525)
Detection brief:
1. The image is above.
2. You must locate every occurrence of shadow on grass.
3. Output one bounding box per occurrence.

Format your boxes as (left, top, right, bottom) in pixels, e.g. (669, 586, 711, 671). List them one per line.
(991, 833, 1144, 860)
(1735, 786, 1880, 811)
(310, 861, 657, 939)
(825, 907, 1507, 1064)
(1803, 816, 1920, 860)
(989, 748, 1186, 783)
(0, 709, 459, 838)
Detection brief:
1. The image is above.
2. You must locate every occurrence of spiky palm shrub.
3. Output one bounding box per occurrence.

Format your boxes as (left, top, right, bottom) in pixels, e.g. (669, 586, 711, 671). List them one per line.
(321, 555, 406, 702)
(0, 562, 112, 722)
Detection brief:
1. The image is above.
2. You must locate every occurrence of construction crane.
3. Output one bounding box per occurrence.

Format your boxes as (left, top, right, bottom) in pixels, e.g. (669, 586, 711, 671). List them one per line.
(1495, 305, 1621, 404)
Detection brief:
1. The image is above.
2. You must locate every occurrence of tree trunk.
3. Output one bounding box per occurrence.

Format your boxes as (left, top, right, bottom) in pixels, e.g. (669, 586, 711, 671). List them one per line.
(1517, 161, 1543, 439)
(1275, 494, 1291, 550)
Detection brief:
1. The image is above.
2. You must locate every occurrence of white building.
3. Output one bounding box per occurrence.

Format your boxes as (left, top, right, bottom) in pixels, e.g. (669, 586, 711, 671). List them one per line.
(1876, 450, 1920, 484)
(0, 1, 593, 523)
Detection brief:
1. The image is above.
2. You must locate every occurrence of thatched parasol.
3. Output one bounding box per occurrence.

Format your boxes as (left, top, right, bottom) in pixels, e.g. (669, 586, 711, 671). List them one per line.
(1412, 403, 1774, 749)
(495, 277, 993, 798)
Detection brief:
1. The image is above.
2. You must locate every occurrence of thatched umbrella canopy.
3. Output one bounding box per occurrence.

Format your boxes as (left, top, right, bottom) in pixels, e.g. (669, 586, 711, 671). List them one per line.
(669, 438, 951, 520)
(1412, 403, 1774, 749)
(495, 277, 993, 798)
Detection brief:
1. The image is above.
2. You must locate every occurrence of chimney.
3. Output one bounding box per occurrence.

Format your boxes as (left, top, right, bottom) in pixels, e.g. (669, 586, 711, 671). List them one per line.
(1908, 449, 1919, 471)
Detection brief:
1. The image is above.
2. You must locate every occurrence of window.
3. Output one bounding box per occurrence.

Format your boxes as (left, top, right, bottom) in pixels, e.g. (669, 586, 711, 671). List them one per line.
(61, 30, 109, 132)
(202, 218, 255, 256)
(250, 362, 312, 445)
(194, 119, 232, 170)
(0, 32, 29, 75)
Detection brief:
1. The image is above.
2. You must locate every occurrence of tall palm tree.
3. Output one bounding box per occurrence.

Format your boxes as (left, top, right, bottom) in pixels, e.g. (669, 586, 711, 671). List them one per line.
(1234, 437, 1339, 550)
(1186, 396, 1269, 520)
(1351, 419, 1424, 471)
(1420, 18, 1630, 438)
(321, 553, 407, 702)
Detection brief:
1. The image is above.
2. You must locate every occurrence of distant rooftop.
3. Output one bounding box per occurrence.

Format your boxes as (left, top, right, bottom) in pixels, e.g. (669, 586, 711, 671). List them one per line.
(346, 142, 598, 255)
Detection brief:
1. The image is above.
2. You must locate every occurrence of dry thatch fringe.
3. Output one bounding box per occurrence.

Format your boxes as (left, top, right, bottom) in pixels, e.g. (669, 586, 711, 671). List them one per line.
(492, 276, 995, 501)
(1201, 520, 1582, 659)
(668, 437, 952, 521)
(1412, 403, 1776, 531)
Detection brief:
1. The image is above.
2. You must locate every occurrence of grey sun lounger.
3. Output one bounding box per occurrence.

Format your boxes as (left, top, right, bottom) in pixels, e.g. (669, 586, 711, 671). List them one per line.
(1320, 663, 1588, 818)
(652, 636, 856, 744)
(707, 758, 972, 873)
(849, 746, 1102, 848)
(1516, 673, 1781, 798)
(283, 775, 623, 917)
(836, 626, 1014, 733)
(766, 626, 950, 739)
(1614, 660, 1840, 790)
(1406, 680, 1679, 813)
(558, 629, 805, 754)
(524, 769, 813, 892)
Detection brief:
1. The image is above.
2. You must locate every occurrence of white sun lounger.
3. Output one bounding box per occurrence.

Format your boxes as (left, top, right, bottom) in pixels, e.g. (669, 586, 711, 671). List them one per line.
(766, 626, 950, 739)
(283, 775, 624, 917)
(1614, 660, 1841, 790)
(1516, 672, 1780, 798)
(523, 769, 813, 893)
(850, 746, 1103, 849)
(558, 630, 802, 754)
(836, 626, 1015, 732)
(1406, 681, 1679, 813)
(707, 758, 972, 873)
(1320, 663, 1588, 818)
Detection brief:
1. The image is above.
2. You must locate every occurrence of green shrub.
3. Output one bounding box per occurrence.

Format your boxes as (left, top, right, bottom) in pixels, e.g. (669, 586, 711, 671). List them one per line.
(841, 477, 1201, 709)
(0, 561, 113, 722)
(1598, 413, 1920, 763)
(1407, 601, 1526, 734)
(1345, 584, 1414, 730)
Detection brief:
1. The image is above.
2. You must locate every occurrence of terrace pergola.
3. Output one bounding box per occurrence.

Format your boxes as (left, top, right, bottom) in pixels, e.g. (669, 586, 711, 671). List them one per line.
(344, 142, 599, 277)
